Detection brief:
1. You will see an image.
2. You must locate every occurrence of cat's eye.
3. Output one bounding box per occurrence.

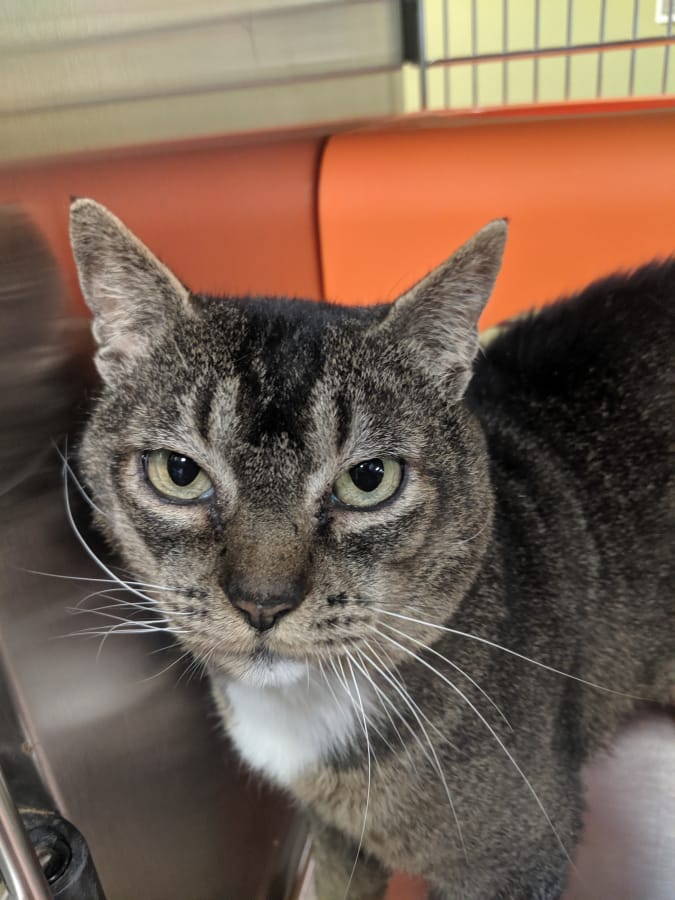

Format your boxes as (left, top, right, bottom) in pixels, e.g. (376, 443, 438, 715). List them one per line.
(144, 449, 213, 501)
(333, 457, 403, 509)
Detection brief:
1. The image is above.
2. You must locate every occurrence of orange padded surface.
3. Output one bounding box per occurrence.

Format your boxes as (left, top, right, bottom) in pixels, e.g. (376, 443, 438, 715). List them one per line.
(386, 871, 428, 899)
(318, 111, 675, 329)
(0, 138, 323, 314)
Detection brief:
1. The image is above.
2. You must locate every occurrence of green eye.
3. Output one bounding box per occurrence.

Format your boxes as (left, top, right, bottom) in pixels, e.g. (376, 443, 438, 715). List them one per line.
(145, 449, 213, 501)
(333, 457, 403, 509)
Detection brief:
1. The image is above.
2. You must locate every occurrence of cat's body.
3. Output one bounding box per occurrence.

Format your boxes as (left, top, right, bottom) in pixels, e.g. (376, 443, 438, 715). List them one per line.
(69, 200, 674, 900)
(215, 264, 674, 900)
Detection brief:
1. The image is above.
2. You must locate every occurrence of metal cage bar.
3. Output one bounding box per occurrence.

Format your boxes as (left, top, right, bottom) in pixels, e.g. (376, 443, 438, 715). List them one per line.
(628, 0, 641, 96)
(502, 0, 509, 105)
(663, 0, 674, 91)
(597, 0, 608, 98)
(428, 0, 675, 111)
(0, 767, 52, 900)
(471, 0, 478, 108)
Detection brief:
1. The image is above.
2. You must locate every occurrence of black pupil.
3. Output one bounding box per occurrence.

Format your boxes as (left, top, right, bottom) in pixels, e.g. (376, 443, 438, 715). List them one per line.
(166, 453, 200, 487)
(350, 458, 384, 493)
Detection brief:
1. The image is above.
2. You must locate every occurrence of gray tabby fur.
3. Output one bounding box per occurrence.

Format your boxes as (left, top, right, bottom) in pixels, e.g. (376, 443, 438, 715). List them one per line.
(70, 198, 674, 900)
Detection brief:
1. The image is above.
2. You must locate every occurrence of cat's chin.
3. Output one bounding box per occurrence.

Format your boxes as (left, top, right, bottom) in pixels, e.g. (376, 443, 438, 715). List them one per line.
(212, 651, 308, 690)
(241, 655, 307, 689)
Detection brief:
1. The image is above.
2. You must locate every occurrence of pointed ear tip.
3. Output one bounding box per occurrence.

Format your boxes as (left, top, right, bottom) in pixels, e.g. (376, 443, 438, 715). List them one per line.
(486, 217, 509, 234)
(69, 197, 112, 222)
(69, 197, 94, 227)
(480, 218, 509, 250)
(69, 198, 117, 241)
(70, 196, 98, 212)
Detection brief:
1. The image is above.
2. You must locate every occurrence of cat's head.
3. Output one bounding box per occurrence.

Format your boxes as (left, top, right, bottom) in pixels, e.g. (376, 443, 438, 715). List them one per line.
(71, 199, 506, 688)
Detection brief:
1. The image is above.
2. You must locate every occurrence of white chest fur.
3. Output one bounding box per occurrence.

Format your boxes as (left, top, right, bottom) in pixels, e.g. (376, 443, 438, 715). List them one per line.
(215, 663, 375, 788)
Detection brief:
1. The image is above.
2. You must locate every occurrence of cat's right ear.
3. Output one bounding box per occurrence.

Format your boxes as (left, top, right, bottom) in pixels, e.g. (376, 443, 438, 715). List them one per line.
(378, 219, 507, 400)
(69, 198, 191, 383)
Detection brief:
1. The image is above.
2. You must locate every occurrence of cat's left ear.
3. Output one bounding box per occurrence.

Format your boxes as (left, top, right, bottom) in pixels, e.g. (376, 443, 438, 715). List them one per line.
(69, 198, 191, 383)
(380, 219, 507, 398)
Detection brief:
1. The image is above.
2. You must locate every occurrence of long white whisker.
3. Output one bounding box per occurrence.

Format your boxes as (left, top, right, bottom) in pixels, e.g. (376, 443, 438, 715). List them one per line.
(318, 656, 389, 761)
(148, 640, 185, 657)
(58, 627, 184, 640)
(59, 615, 185, 638)
(317, 656, 342, 709)
(347, 651, 400, 759)
(350, 649, 411, 760)
(373, 626, 576, 872)
(22, 570, 119, 585)
(54, 440, 107, 518)
(318, 657, 388, 761)
(64, 607, 165, 628)
(93, 618, 157, 661)
(328, 659, 384, 764)
(329, 655, 351, 696)
(343, 655, 372, 900)
(177, 653, 209, 687)
(138, 649, 193, 684)
(373, 607, 645, 701)
(69, 586, 172, 613)
(23, 569, 182, 594)
(61, 460, 170, 610)
(328, 657, 370, 749)
(360, 639, 467, 860)
(361, 640, 449, 761)
(71, 600, 156, 616)
(68, 595, 194, 619)
(317, 656, 376, 768)
(70, 586, 130, 609)
(68, 624, 172, 635)
(380, 621, 513, 732)
(363, 639, 464, 758)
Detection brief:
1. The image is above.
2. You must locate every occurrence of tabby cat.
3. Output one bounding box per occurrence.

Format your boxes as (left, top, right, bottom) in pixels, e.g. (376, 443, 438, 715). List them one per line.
(70, 198, 674, 900)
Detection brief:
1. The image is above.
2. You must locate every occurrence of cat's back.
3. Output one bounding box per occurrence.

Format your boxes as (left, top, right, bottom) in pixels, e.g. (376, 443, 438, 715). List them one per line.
(469, 259, 673, 609)
(470, 259, 674, 467)
(472, 259, 674, 414)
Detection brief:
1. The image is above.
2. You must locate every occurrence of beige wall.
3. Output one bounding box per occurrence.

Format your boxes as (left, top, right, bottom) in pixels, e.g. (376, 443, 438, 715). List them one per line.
(0, 0, 405, 162)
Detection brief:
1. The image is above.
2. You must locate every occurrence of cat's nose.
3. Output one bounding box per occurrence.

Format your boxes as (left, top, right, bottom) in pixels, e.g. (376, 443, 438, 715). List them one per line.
(231, 596, 296, 632)
(224, 575, 305, 632)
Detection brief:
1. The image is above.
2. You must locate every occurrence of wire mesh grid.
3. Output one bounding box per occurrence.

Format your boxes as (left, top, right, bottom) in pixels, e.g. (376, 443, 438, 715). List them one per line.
(417, 0, 675, 110)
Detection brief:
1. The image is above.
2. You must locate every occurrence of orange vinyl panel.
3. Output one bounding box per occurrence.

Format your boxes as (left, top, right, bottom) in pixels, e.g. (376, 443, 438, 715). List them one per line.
(0, 138, 324, 314)
(386, 871, 429, 899)
(318, 111, 675, 329)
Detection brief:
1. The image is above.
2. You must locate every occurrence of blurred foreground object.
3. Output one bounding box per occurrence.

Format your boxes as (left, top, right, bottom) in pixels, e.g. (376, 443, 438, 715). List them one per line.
(0, 206, 81, 486)
(0, 210, 307, 899)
